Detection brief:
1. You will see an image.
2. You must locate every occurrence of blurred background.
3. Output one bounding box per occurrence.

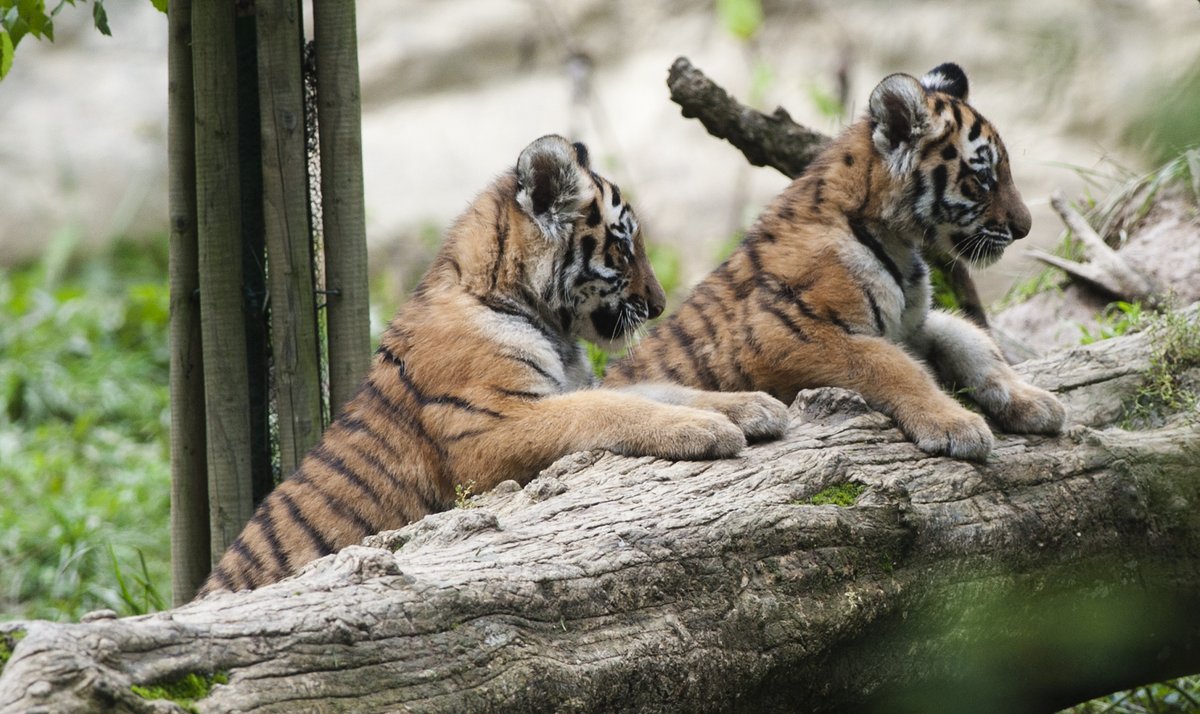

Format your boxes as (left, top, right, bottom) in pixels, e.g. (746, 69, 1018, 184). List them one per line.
(0, 3, 1198, 708)
(2, 0, 1197, 303)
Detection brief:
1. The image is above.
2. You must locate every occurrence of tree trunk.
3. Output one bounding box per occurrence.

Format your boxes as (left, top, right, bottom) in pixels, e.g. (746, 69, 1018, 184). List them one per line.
(167, 0, 209, 606)
(313, 0, 372, 413)
(191, 1, 256, 563)
(256, 0, 323, 478)
(2, 317, 1197, 713)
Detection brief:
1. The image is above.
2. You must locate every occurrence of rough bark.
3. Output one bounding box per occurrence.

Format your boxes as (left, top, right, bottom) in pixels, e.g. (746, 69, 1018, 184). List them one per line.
(313, 0, 372, 413)
(1, 321, 1198, 713)
(191, 1, 256, 559)
(167, 0, 210, 606)
(256, 0, 324, 478)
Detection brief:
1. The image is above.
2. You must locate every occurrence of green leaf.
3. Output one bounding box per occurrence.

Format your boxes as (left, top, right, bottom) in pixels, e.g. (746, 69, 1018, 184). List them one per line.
(150, 0, 166, 13)
(716, 0, 763, 41)
(90, 0, 109, 36)
(0, 28, 12, 80)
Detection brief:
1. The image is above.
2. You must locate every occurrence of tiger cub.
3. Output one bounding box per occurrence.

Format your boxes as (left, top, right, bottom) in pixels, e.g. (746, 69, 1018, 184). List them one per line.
(606, 64, 1065, 460)
(197, 135, 788, 596)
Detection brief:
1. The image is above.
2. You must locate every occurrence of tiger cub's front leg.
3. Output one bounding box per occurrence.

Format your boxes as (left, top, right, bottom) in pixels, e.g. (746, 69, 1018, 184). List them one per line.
(455, 389, 758, 494)
(910, 311, 1066, 435)
(613, 383, 790, 443)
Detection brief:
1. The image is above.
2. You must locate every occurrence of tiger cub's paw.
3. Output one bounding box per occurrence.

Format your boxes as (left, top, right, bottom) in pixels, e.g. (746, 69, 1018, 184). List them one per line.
(993, 382, 1066, 435)
(902, 405, 994, 461)
(695, 391, 791, 442)
(617, 408, 747, 461)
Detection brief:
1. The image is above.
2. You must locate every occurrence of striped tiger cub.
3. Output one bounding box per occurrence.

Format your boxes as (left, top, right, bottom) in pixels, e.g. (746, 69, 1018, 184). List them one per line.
(606, 63, 1065, 460)
(197, 135, 788, 596)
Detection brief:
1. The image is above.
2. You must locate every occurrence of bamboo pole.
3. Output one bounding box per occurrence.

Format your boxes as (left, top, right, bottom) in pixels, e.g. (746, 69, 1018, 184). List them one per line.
(192, 0, 255, 560)
(256, 0, 323, 477)
(167, 0, 209, 605)
(313, 0, 371, 414)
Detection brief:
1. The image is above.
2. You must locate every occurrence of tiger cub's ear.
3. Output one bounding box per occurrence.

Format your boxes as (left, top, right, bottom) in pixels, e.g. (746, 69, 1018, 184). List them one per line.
(868, 72, 929, 172)
(920, 62, 969, 100)
(516, 135, 589, 241)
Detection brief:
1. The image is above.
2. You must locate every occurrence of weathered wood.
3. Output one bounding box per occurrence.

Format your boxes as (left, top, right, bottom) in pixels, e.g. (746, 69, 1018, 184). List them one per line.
(167, 0, 210, 606)
(1, 319, 1197, 713)
(313, 0, 371, 413)
(191, 1, 255, 560)
(256, 0, 323, 478)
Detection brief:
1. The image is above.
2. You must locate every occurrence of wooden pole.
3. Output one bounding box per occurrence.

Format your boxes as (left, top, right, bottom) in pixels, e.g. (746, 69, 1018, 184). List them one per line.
(313, 0, 371, 413)
(256, 0, 323, 477)
(192, 0, 255, 560)
(167, 0, 210, 605)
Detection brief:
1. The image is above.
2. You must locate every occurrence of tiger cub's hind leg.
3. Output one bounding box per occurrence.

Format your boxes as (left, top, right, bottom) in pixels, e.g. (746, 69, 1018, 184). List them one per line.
(614, 383, 790, 443)
(913, 311, 1066, 435)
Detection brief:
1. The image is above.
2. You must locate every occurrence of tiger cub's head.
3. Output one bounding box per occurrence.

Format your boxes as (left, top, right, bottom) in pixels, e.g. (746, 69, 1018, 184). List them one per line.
(868, 62, 1031, 266)
(515, 135, 666, 350)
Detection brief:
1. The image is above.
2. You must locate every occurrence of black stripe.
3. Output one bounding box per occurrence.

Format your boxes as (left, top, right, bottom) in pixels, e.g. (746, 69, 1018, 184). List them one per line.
(338, 415, 442, 513)
(968, 118, 982, 142)
(668, 321, 720, 390)
(490, 198, 509, 290)
(277, 490, 335, 557)
(848, 217, 904, 289)
(310, 444, 384, 504)
(361, 382, 447, 462)
(863, 288, 885, 335)
(494, 387, 546, 400)
(477, 294, 574, 370)
(253, 502, 289, 572)
(501, 353, 563, 389)
(394, 357, 504, 418)
(442, 428, 490, 444)
(231, 538, 268, 579)
(757, 294, 811, 343)
(827, 310, 855, 334)
(210, 566, 237, 592)
(931, 164, 948, 208)
(295, 472, 376, 537)
(950, 101, 963, 130)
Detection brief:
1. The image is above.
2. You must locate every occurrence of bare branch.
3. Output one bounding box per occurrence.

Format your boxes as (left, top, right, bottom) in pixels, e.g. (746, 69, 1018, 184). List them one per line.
(1045, 191, 1161, 306)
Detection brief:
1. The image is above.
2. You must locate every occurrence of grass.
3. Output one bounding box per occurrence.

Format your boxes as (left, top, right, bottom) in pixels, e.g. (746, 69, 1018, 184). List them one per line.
(0, 235, 171, 622)
(806, 483, 865, 507)
(131, 671, 229, 713)
(1078, 301, 1145, 345)
(1121, 307, 1200, 429)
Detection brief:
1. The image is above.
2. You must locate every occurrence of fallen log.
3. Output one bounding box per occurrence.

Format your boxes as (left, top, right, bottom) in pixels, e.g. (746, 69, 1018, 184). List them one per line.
(1, 308, 1198, 713)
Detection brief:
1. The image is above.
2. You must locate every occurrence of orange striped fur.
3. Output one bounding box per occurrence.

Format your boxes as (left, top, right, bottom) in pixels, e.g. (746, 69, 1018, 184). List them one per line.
(197, 136, 788, 597)
(607, 64, 1065, 460)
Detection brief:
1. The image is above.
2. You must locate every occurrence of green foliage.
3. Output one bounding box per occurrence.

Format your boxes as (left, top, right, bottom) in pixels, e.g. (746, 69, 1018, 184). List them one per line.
(806, 483, 864, 507)
(0, 237, 171, 621)
(1066, 676, 1200, 714)
(1122, 59, 1200, 166)
(0, 0, 113, 81)
(0, 629, 26, 675)
(928, 262, 961, 312)
(1079, 301, 1145, 345)
(993, 229, 1084, 311)
(716, 0, 763, 41)
(131, 671, 229, 713)
(1122, 308, 1200, 429)
(454, 480, 477, 509)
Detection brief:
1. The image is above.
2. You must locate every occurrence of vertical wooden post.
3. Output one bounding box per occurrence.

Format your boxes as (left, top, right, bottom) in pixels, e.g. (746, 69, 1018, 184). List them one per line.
(192, 0, 255, 560)
(256, 0, 323, 477)
(313, 0, 371, 412)
(167, 0, 210, 605)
